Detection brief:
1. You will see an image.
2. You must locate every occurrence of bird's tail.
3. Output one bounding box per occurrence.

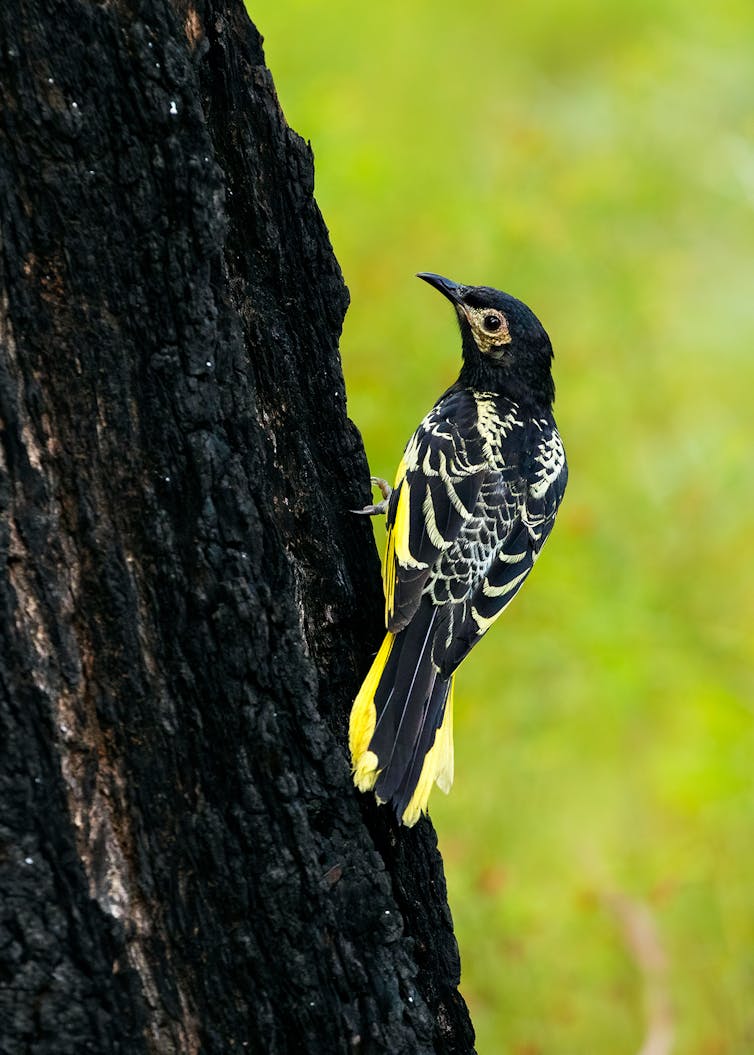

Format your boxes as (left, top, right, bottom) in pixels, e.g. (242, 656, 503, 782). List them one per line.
(349, 604, 454, 827)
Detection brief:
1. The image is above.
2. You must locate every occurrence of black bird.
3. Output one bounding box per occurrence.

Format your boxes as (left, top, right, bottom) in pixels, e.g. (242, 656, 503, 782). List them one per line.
(349, 273, 568, 825)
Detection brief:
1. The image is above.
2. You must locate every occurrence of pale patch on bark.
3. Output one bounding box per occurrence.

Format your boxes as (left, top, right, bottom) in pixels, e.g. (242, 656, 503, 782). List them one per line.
(185, 6, 203, 49)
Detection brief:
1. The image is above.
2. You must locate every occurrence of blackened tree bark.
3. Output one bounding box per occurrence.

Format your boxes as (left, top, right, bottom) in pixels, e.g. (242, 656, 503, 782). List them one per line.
(0, 2, 476, 1053)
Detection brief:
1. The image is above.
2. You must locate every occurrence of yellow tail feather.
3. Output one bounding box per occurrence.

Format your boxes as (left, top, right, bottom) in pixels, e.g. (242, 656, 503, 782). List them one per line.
(401, 676, 455, 827)
(349, 633, 394, 791)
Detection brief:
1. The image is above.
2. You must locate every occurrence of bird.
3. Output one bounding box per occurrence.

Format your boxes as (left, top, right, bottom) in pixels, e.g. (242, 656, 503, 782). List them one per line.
(349, 272, 567, 827)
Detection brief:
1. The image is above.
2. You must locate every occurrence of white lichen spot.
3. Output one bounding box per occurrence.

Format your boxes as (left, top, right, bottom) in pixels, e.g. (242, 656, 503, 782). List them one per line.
(169, 100, 178, 115)
(24, 857, 33, 865)
(47, 77, 54, 84)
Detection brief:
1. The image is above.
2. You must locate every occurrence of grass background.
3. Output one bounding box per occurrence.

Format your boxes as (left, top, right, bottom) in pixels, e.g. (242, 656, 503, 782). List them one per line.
(249, 3, 754, 1051)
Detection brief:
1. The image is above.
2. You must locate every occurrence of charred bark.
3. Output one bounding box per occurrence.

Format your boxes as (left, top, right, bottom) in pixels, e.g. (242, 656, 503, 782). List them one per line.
(0, 2, 475, 1053)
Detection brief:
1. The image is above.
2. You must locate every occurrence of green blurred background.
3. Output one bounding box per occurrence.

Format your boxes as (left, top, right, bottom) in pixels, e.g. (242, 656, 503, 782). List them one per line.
(250, 2, 754, 1050)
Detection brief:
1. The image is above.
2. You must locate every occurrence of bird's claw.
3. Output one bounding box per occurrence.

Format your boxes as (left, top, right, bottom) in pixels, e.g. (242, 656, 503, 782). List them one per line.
(351, 476, 393, 517)
(370, 476, 392, 500)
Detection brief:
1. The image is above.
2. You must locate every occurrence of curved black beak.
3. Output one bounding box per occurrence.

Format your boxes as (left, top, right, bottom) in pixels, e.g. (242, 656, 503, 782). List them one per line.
(416, 272, 465, 304)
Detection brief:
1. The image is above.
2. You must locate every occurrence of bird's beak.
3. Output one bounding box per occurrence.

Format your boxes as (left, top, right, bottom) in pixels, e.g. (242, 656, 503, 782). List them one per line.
(416, 272, 466, 304)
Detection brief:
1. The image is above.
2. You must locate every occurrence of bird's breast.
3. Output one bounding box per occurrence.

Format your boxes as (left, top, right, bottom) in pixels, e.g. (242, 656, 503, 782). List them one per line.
(471, 391, 525, 469)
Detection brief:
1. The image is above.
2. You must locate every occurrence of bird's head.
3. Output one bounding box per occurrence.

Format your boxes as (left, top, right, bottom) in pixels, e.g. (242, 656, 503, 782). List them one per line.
(417, 272, 555, 408)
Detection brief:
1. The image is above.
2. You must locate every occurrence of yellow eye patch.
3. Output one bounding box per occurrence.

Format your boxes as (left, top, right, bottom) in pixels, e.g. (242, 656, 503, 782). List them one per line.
(461, 306, 512, 354)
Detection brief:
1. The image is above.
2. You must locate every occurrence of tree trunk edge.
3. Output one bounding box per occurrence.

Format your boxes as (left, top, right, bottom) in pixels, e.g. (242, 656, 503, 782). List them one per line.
(0, 1, 476, 1052)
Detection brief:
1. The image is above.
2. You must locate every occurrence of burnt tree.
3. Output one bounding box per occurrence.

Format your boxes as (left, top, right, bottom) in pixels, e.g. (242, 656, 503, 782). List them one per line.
(0, 2, 476, 1053)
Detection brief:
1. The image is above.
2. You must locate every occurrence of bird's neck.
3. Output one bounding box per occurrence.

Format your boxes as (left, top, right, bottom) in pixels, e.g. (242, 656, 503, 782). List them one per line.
(457, 357, 554, 412)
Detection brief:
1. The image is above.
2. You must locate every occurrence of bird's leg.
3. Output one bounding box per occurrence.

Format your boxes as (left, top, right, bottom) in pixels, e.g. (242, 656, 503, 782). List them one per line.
(352, 476, 392, 516)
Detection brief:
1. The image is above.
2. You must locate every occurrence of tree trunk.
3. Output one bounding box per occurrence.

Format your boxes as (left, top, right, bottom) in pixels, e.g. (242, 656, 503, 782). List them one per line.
(0, 2, 475, 1053)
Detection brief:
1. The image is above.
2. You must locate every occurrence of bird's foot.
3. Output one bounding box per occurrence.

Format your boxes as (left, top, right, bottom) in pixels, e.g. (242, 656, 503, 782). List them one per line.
(351, 477, 392, 517)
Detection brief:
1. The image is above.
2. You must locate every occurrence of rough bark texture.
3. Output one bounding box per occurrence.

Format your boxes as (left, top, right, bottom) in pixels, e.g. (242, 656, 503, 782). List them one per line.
(0, 2, 475, 1053)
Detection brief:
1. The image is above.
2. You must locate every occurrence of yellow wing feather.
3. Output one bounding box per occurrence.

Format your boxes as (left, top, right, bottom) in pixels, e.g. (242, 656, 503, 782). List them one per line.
(385, 457, 432, 623)
(384, 459, 406, 622)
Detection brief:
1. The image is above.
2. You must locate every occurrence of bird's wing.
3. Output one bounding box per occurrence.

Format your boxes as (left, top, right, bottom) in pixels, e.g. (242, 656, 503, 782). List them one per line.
(384, 395, 488, 632)
(430, 420, 568, 674)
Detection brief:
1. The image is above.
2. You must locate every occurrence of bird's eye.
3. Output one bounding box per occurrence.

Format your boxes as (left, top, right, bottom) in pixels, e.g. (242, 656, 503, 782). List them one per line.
(483, 313, 502, 332)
